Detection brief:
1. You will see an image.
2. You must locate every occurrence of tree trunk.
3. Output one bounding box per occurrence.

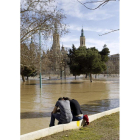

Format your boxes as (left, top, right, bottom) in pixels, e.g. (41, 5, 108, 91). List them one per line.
(27, 76, 28, 80)
(85, 73, 87, 78)
(22, 75, 25, 82)
(90, 73, 92, 82)
(95, 74, 96, 79)
(65, 74, 66, 79)
(75, 75, 76, 80)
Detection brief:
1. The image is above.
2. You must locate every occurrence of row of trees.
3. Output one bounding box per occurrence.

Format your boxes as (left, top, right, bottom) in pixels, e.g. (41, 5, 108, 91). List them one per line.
(20, 42, 40, 82)
(20, 0, 69, 82)
(20, 41, 69, 82)
(20, 0, 116, 82)
(68, 44, 110, 81)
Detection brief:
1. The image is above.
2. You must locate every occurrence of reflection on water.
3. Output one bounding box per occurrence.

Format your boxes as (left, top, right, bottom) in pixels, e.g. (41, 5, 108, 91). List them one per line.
(81, 98, 119, 115)
(25, 81, 84, 85)
(20, 76, 119, 134)
(21, 112, 51, 119)
(21, 99, 119, 119)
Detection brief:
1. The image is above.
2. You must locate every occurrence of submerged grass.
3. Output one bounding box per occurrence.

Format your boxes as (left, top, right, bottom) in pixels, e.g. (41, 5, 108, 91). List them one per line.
(37, 112, 119, 140)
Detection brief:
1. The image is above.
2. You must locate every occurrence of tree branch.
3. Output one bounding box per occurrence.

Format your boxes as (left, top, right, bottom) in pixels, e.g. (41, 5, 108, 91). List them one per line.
(20, 15, 53, 43)
(77, 0, 117, 10)
(83, 0, 116, 4)
(21, 0, 52, 13)
(77, 0, 119, 36)
(20, 0, 68, 43)
(99, 29, 119, 36)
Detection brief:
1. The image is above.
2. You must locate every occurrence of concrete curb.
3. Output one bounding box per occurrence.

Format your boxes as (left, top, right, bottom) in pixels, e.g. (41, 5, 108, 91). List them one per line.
(20, 107, 119, 140)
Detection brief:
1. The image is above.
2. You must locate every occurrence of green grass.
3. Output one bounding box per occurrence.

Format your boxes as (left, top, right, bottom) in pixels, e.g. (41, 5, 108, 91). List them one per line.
(37, 112, 119, 140)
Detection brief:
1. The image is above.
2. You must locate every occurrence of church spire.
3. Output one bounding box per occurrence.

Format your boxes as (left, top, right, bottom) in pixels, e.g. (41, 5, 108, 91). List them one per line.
(80, 26, 86, 48)
(81, 26, 84, 37)
(52, 22, 60, 52)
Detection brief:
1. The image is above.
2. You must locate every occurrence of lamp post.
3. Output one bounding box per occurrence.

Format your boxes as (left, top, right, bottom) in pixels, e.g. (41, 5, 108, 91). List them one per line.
(39, 25, 51, 90)
(60, 62, 62, 79)
(39, 28, 42, 90)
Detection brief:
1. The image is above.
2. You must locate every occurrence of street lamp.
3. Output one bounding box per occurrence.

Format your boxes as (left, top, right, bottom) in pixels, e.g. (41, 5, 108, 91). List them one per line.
(39, 28, 42, 90)
(38, 24, 53, 91)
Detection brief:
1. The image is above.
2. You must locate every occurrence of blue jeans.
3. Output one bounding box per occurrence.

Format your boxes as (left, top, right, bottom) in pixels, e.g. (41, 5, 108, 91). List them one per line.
(72, 115, 83, 121)
(49, 113, 61, 127)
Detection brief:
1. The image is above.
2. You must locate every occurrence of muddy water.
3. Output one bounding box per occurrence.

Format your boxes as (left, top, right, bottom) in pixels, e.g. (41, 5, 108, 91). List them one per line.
(20, 76, 119, 135)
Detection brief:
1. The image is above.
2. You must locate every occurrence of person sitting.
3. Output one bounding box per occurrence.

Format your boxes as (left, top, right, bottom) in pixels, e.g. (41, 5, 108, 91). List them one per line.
(49, 97, 72, 127)
(63, 97, 83, 121)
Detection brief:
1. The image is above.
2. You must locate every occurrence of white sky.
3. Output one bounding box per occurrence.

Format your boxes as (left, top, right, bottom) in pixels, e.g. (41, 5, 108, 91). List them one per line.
(44, 0, 119, 55)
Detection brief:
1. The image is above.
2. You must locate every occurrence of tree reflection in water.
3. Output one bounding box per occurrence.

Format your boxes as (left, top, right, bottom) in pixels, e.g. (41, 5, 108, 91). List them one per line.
(20, 99, 119, 119)
(81, 98, 119, 115)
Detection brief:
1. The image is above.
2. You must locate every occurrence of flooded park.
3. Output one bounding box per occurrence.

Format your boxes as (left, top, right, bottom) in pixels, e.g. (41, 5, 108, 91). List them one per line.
(20, 74, 119, 135)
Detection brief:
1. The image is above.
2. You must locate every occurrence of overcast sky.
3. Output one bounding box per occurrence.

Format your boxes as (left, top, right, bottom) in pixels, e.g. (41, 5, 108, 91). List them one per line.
(44, 0, 119, 55)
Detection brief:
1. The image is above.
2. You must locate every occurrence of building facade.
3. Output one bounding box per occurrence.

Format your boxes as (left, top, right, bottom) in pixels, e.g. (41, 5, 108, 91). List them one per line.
(43, 23, 70, 78)
(105, 54, 120, 74)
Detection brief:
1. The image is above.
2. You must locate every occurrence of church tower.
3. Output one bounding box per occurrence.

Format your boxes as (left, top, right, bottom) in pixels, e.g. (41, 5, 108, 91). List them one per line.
(80, 27, 86, 47)
(52, 22, 60, 53)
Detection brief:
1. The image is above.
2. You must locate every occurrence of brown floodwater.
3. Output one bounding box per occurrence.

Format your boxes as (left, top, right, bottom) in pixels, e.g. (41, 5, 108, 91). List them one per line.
(20, 75, 119, 135)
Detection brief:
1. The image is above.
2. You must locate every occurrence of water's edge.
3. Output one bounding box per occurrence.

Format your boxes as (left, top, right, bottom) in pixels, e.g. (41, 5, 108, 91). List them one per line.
(20, 107, 119, 140)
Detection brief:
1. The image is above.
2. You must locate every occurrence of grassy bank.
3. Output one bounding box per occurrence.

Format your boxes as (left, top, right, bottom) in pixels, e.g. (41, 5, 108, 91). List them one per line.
(37, 112, 119, 140)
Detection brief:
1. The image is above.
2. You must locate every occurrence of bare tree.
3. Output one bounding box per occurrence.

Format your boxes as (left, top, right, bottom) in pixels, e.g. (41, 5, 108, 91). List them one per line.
(41, 50, 53, 75)
(77, 0, 119, 36)
(20, 0, 70, 81)
(20, 0, 68, 43)
(20, 41, 40, 81)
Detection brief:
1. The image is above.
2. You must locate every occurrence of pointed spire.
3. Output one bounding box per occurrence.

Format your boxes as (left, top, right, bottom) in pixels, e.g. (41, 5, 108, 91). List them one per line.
(61, 43, 65, 52)
(81, 26, 84, 37)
